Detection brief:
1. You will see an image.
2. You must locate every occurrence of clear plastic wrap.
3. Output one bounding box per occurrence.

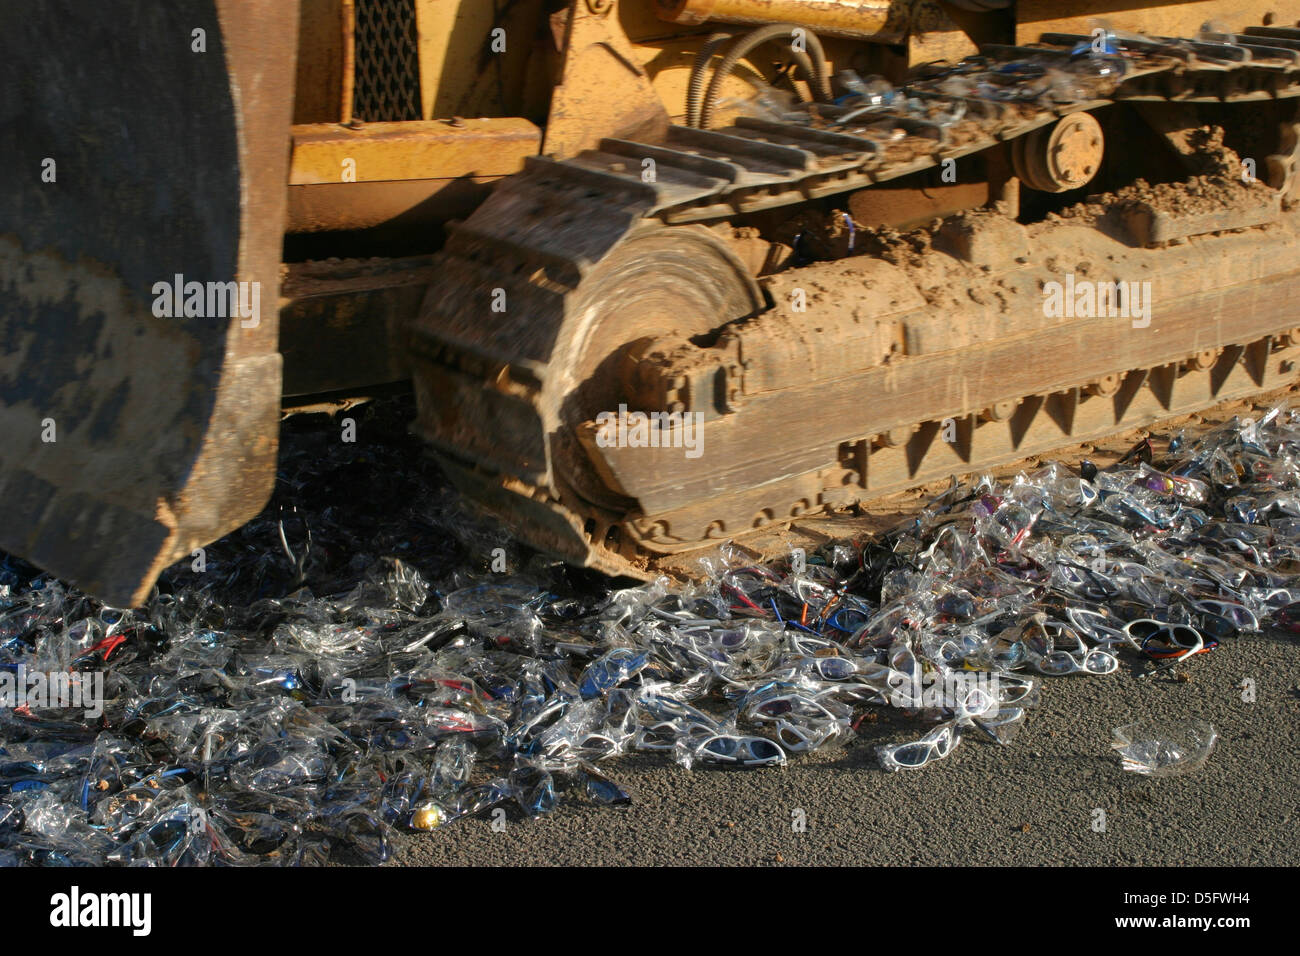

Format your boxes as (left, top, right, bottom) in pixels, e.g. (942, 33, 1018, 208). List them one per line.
(1112, 720, 1218, 776)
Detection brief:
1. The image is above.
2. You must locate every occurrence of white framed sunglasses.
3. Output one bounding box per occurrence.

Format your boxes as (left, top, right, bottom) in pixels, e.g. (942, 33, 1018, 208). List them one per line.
(693, 734, 787, 767)
(876, 722, 960, 771)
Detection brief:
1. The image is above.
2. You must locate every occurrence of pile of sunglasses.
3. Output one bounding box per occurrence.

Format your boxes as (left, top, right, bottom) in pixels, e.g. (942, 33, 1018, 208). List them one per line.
(3, 400, 1300, 865)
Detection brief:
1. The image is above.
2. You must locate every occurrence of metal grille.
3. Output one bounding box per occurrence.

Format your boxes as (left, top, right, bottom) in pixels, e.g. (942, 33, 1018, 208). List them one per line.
(353, 0, 422, 122)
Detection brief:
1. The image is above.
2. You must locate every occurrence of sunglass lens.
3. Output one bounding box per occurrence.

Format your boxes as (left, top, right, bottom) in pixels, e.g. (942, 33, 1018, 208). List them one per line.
(1127, 620, 1163, 641)
(819, 659, 853, 679)
(1084, 650, 1117, 674)
(748, 739, 782, 761)
(890, 743, 931, 767)
(704, 737, 737, 758)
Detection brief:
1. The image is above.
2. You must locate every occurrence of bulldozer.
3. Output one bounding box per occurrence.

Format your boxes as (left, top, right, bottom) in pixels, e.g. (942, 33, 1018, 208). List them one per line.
(5, 0, 1300, 607)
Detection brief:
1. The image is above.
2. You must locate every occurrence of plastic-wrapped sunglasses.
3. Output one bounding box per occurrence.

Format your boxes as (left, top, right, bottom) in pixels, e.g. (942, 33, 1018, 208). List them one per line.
(633, 718, 719, 752)
(769, 718, 846, 753)
(1192, 599, 1258, 633)
(1023, 620, 1118, 676)
(746, 690, 845, 724)
(1035, 646, 1118, 676)
(1066, 607, 1134, 648)
(876, 723, 959, 772)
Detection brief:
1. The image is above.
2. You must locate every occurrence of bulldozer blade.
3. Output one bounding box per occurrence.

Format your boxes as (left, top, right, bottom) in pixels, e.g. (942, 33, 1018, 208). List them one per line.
(0, 1, 298, 606)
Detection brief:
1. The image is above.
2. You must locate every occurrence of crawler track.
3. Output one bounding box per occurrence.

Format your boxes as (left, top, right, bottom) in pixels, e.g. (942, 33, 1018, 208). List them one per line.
(409, 28, 1300, 577)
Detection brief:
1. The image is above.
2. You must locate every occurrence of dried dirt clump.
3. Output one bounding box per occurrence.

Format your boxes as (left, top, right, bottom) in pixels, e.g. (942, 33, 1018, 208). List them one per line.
(1047, 125, 1271, 225)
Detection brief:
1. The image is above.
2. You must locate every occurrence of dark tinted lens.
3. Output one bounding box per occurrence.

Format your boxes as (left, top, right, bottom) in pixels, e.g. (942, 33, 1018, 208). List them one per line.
(818, 658, 854, 679)
(1199, 613, 1234, 638)
(747, 739, 781, 761)
(1223, 605, 1255, 627)
(586, 777, 631, 805)
(148, 820, 188, 850)
(1126, 620, 1164, 641)
(938, 595, 974, 618)
(704, 737, 738, 757)
(1278, 602, 1300, 629)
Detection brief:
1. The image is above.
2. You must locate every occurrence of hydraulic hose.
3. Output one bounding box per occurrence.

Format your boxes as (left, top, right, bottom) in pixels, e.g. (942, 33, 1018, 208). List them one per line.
(699, 23, 832, 130)
(687, 32, 734, 129)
